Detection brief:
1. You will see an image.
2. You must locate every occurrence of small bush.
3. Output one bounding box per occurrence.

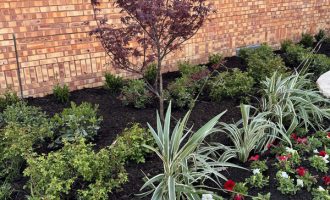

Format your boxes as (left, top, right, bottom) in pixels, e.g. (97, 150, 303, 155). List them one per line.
(167, 77, 195, 108)
(240, 44, 287, 83)
(0, 183, 12, 200)
(143, 63, 157, 84)
(112, 123, 155, 163)
(178, 61, 205, 77)
(104, 73, 124, 93)
(53, 84, 69, 103)
(0, 102, 52, 181)
(120, 79, 152, 109)
(239, 44, 274, 62)
(51, 102, 102, 144)
(209, 68, 254, 102)
(280, 39, 294, 52)
(0, 91, 19, 111)
(283, 44, 312, 67)
(299, 33, 314, 48)
(315, 29, 326, 42)
(310, 54, 330, 79)
(247, 53, 287, 83)
(208, 53, 223, 69)
(2, 101, 50, 128)
(24, 139, 128, 200)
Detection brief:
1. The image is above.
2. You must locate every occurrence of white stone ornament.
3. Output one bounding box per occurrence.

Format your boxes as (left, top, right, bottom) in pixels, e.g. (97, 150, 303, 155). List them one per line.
(317, 71, 330, 98)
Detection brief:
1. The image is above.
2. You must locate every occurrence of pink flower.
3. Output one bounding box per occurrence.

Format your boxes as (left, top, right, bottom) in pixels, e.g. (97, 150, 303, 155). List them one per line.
(291, 133, 298, 141)
(249, 155, 259, 161)
(224, 180, 236, 191)
(319, 151, 327, 157)
(277, 155, 289, 161)
(327, 132, 330, 139)
(296, 167, 307, 176)
(296, 137, 308, 144)
(322, 176, 330, 186)
(234, 194, 244, 200)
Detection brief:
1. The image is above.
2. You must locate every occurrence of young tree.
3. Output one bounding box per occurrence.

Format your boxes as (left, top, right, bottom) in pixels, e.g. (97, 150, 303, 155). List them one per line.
(90, 0, 213, 120)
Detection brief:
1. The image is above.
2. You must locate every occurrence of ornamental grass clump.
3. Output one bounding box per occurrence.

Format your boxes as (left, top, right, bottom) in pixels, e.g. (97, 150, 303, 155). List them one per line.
(261, 72, 330, 133)
(216, 104, 277, 163)
(139, 102, 239, 200)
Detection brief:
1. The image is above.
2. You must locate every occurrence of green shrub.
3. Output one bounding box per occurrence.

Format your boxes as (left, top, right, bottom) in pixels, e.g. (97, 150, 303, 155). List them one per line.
(2, 101, 50, 129)
(280, 39, 294, 52)
(143, 63, 157, 84)
(24, 139, 128, 200)
(120, 79, 152, 109)
(0, 102, 52, 181)
(178, 61, 205, 77)
(310, 54, 330, 79)
(300, 33, 314, 48)
(0, 91, 19, 111)
(239, 44, 287, 83)
(208, 53, 223, 68)
(51, 102, 102, 144)
(209, 68, 254, 102)
(239, 44, 274, 62)
(167, 77, 195, 108)
(53, 84, 69, 103)
(104, 73, 124, 93)
(283, 44, 312, 67)
(112, 123, 155, 163)
(315, 29, 326, 42)
(0, 183, 12, 200)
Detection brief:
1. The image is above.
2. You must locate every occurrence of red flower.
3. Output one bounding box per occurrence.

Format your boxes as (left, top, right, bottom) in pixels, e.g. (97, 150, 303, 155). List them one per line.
(277, 155, 289, 161)
(249, 155, 259, 161)
(291, 133, 298, 141)
(224, 180, 236, 191)
(296, 167, 307, 176)
(297, 137, 308, 144)
(319, 151, 327, 157)
(322, 176, 330, 185)
(327, 132, 330, 139)
(234, 194, 244, 200)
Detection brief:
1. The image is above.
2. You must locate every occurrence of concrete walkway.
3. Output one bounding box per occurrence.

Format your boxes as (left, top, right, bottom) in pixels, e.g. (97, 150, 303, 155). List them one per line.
(317, 71, 330, 98)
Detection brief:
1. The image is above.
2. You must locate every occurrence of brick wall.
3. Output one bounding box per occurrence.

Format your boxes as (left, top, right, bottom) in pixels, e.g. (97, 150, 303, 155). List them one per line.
(0, 0, 329, 97)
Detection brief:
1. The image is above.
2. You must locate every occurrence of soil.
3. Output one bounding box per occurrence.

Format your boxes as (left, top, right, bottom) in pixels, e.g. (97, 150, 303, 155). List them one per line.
(10, 44, 330, 200)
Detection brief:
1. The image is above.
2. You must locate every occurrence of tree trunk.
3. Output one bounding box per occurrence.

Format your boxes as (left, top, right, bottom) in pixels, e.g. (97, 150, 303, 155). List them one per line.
(158, 61, 165, 122)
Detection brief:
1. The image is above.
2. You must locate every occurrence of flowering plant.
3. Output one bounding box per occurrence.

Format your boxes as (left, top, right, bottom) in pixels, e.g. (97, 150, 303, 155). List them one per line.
(224, 180, 236, 191)
(250, 160, 268, 173)
(323, 176, 330, 186)
(295, 167, 317, 191)
(245, 169, 269, 188)
(276, 171, 299, 195)
(251, 193, 270, 200)
(311, 186, 330, 200)
(275, 154, 294, 173)
(309, 153, 329, 173)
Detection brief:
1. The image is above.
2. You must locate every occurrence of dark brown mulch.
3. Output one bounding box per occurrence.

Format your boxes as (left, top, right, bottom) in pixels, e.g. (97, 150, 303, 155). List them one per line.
(13, 44, 330, 199)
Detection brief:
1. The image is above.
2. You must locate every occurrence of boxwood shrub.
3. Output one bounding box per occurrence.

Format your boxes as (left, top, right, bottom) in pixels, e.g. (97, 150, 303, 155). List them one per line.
(209, 68, 255, 102)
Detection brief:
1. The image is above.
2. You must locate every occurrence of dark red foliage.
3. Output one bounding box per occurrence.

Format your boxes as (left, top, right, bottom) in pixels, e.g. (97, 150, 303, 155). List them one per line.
(90, 0, 214, 74)
(224, 180, 236, 191)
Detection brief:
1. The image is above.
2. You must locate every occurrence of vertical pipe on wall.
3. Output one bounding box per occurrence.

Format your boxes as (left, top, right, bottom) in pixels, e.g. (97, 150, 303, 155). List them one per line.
(12, 33, 24, 99)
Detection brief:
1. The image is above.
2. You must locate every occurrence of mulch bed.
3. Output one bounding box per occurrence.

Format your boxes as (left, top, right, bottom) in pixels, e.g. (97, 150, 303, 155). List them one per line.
(15, 44, 330, 199)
